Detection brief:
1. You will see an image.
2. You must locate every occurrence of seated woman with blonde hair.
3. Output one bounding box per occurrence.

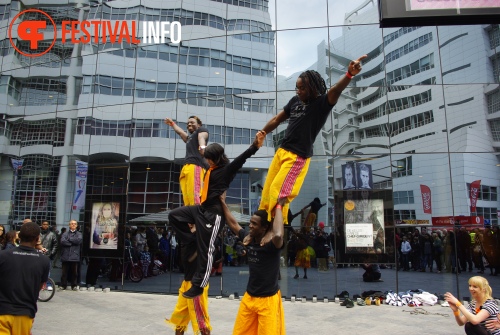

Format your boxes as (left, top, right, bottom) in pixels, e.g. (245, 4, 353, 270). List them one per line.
(444, 276, 499, 335)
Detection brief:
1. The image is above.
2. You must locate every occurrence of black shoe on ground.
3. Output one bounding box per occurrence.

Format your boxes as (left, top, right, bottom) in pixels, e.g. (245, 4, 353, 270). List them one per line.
(346, 298, 355, 308)
(182, 285, 204, 299)
(293, 274, 299, 279)
(303, 275, 307, 279)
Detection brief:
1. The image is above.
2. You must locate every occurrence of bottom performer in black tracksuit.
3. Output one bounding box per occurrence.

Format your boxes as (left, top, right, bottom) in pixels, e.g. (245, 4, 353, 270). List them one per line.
(169, 131, 265, 298)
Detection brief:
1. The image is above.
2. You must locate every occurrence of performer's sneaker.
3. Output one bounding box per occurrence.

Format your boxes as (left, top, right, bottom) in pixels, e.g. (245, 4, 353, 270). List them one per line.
(182, 285, 204, 299)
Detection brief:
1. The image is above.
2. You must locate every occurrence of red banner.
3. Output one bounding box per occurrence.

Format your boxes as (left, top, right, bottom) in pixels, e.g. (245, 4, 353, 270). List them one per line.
(420, 184, 432, 214)
(469, 180, 481, 213)
(432, 216, 484, 227)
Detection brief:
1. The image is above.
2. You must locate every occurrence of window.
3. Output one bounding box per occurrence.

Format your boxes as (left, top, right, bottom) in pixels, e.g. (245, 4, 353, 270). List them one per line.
(393, 191, 415, 205)
(488, 24, 500, 49)
(487, 90, 500, 114)
(467, 184, 498, 201)
(394, 210, 416, 220)
(475, 207, 498, 225)
(490, 119, 500, 141)
(15, 78, 67, 106)
(386, 33, 432, 64)
(392, 156, 413, 178)
(386, 54, 434, 85)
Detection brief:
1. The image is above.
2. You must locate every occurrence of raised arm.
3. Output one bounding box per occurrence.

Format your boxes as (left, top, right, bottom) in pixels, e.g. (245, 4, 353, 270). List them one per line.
(197, 130, 209, 155)
(261, 110, 288, 134)
(445, 292, 491, 326)
(226, 130, 266, 176)
(220, 192, 242, 235)
(271, 198, 285, 249)
(327, 55, 367, 106)
(301, 203, 312, 212)
(164, 117, 189, 142)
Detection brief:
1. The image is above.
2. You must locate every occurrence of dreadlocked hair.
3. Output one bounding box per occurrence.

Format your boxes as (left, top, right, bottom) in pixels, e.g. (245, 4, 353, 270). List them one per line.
(299, 70, 327, 98)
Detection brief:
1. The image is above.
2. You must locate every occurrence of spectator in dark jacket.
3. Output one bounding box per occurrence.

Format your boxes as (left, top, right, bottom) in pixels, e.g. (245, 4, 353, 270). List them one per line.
(40, 221, 58, 261)
(314, 230, 329, 271)
(457, 227, 472, 273)
(59, 220, 82, 291)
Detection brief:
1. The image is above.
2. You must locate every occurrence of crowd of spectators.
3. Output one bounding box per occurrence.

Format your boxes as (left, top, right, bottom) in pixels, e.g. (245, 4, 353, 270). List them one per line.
(282, 224, 500, 277)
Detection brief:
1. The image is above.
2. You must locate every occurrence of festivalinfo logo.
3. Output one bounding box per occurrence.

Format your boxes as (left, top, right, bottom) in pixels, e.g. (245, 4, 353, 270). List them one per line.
(8, 8, 182, 57)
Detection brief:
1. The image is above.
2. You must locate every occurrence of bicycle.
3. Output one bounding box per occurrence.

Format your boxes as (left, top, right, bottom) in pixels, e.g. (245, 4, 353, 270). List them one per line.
(38, 277, 56, 302)
(101, 247, 143, 283)
(125, 246, 143, 283)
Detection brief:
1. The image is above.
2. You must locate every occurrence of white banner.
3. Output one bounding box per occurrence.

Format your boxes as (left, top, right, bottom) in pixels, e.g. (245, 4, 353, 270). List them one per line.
(346, 223, 374, 248)
(11, 158, 24, 170)
(72, 160, 88, 210)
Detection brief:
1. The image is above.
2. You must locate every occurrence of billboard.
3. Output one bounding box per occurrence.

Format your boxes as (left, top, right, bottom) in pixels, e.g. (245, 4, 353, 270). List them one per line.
(379, 0, 500, 27)
(344, 199, 385, 254)
(341, 162, 372, 190)
(90, 202, 119, 250)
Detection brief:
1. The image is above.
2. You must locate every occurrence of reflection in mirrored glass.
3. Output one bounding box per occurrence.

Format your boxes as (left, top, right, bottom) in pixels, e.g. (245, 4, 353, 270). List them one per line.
(2, 0, 500, 301)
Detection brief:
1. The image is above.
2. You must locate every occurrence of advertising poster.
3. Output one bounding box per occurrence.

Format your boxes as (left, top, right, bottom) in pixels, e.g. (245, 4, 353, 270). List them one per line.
(342, 163, 357, 190)
(72, 160, 88, 210)
(346, 223, 373, 247)
(91, 202, 119, 250)
(408, 0, 499, 10)
(344, 199, 385, 254)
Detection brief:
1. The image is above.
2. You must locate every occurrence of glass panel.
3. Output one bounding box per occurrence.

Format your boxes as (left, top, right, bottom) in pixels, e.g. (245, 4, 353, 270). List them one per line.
(443, 84, 493, 153)
(439, 25, 499, 85)
(2, 0, 499, 301)
(276, 0, 327, 30)
(328, 0, 379, 27)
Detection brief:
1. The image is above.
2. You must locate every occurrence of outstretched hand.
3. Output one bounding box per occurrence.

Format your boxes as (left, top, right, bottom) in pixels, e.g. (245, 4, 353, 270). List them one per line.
(253, 130, 266, 148)
(348, 55, 368, 76)
(444, 292, 460, 311)
(164, 117, 174, 126)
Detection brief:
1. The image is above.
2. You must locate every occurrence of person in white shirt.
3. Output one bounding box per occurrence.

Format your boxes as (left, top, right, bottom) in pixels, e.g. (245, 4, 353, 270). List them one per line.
(400, 235, 412, 271)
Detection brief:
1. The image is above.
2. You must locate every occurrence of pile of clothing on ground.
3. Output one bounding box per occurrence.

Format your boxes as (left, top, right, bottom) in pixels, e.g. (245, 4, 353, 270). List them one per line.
(384, 289, 438, 307)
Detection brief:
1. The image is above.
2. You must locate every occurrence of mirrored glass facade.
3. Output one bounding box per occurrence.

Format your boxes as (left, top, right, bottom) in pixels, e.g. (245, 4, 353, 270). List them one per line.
(1, 0, 499, 299)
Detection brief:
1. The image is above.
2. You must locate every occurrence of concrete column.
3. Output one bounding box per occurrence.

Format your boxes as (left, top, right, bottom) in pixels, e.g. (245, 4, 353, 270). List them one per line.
(56, 154, 69, 226)
(65, 3, 84, 107)
(56, 118, 74, 226)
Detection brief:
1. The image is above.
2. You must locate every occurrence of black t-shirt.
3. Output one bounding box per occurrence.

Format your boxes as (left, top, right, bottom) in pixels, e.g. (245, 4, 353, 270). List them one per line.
(308, 201, 324, 215)
(201, 144, 259, 212)
(184, 126, 209, 168)
(281, 94, 334, 158)
(238, 229, 281, 297)
(0, 246, 50, 318)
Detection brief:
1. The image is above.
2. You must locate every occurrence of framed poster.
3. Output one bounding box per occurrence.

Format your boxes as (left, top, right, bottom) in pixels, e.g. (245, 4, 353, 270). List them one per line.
(344, 199, 385, 254)
(90, 202, 119, 250)
(379, 0, 500, 27)
(346, 223, 373, 247)
(342, 163, 357, 190)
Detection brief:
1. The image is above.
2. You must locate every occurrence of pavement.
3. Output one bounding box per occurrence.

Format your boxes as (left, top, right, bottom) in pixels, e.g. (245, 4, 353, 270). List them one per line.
(33, 289, 461, 335)
(48, 263, 500, 301)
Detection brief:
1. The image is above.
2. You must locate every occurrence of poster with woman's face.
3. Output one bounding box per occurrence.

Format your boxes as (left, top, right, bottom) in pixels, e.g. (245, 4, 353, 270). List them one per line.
(91, 202, 119, 250)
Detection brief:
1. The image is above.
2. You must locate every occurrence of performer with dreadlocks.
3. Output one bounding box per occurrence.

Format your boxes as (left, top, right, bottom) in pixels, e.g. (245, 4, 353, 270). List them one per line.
(258, 55, 367, 224)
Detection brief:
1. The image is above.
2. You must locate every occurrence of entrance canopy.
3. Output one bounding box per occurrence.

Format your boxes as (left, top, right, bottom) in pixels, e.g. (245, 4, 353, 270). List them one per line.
(129, 210, 252, 224)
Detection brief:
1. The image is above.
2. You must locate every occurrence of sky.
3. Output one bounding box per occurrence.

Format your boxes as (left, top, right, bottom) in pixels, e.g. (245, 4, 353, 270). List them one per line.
(269, 0, 368, 78)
